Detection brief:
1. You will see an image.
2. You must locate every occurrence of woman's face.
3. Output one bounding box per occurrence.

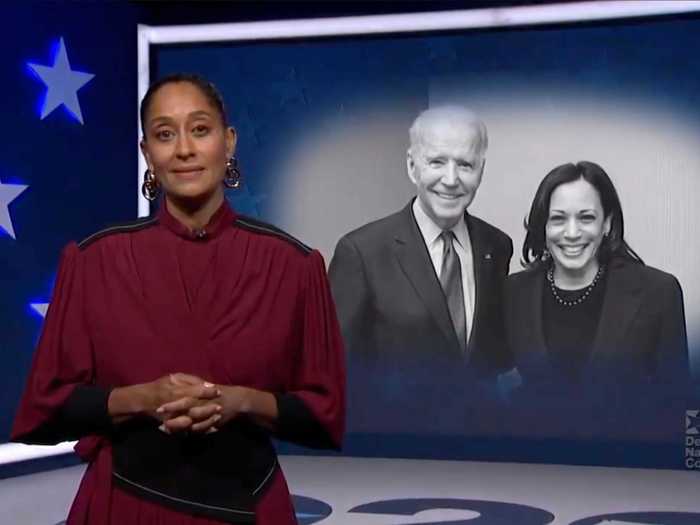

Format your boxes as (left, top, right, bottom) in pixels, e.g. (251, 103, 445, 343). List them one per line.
(545, 178, 611, 280)
(140, 81, 235, 204)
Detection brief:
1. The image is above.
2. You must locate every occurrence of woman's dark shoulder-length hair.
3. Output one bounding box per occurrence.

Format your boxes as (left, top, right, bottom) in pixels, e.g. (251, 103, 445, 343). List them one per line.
(522, 160, 643, 270)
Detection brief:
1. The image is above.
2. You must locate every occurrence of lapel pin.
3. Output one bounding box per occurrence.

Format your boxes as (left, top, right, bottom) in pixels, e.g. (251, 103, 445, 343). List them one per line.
(484, 253, 492, 260)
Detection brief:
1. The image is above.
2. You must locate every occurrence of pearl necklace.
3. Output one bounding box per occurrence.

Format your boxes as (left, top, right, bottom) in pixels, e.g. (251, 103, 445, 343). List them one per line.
(547, 265, 605, 307)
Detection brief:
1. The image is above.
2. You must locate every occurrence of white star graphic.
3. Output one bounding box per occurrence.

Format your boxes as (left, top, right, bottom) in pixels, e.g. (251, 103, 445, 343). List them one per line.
(0, 180, 29, 239)
(30, 303, 50, 318)
(28, 38, 95, 124)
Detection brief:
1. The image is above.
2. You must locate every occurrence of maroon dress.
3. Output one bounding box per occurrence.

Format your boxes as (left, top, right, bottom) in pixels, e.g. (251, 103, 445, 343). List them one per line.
(11, 200, 345, 524)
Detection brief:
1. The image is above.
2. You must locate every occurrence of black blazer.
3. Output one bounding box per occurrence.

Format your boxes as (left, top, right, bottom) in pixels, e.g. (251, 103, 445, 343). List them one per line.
(329, 201, 512, 433)
(505, 257, 689, 439)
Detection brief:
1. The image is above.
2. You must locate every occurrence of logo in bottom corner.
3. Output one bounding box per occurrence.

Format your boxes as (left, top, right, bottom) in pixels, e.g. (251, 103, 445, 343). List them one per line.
(685, 409, 700, 469)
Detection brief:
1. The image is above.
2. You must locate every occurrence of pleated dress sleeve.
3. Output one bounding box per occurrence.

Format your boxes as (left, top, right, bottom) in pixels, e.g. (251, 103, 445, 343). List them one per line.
(274, 250, 346, 450)
(11, 242, 111, 445)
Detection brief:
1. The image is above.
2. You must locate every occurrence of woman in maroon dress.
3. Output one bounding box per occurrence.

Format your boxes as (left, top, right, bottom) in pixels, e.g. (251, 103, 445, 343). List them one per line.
(11, 74, 345, 524)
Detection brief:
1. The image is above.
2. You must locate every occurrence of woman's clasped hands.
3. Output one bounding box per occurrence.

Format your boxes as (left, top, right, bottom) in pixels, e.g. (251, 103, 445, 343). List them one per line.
(148, 373, 221, 434)
(155, 373, 256, 435)
(108, 372, 270, 435)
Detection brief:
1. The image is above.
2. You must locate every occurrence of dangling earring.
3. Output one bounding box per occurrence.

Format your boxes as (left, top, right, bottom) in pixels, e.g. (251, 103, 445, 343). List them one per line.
(224, 156, 242, 189)
(542, 248, 551, 261)
(141, 168, 159, 201)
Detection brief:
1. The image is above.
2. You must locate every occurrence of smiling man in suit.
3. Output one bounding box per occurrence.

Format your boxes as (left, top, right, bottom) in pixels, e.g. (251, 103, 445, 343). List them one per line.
(329, 106, 513, 433)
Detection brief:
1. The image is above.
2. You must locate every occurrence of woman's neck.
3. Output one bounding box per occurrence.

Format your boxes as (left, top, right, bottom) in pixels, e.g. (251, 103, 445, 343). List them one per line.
(553, 260, 600, 290)
(165, 190, 225, 232)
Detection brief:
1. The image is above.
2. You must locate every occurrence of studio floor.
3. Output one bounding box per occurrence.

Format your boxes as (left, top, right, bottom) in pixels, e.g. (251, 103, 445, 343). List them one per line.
(2, 455, 700, 524)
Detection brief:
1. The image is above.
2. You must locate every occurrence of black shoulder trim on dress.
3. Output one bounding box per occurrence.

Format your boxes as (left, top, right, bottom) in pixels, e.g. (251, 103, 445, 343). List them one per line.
(78, 217, 158, 250)
(234, 216, 312, 255)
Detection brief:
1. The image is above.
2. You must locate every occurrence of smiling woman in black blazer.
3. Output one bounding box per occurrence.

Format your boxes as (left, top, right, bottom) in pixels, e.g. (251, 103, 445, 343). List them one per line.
(505, 161, 689, 441)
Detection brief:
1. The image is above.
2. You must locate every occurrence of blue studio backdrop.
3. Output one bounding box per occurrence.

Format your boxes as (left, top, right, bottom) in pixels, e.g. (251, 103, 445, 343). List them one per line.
(2, 2, 699, 472)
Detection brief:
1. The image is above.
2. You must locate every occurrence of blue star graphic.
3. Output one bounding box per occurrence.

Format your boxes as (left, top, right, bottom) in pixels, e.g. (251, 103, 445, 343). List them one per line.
(0, 180, 29, 239)
(27, 38, 95, 124)
(30, 303, 49, 319)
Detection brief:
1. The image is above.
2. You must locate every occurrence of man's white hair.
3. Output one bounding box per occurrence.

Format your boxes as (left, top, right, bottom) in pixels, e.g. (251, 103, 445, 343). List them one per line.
(408, 105, 488, 156)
